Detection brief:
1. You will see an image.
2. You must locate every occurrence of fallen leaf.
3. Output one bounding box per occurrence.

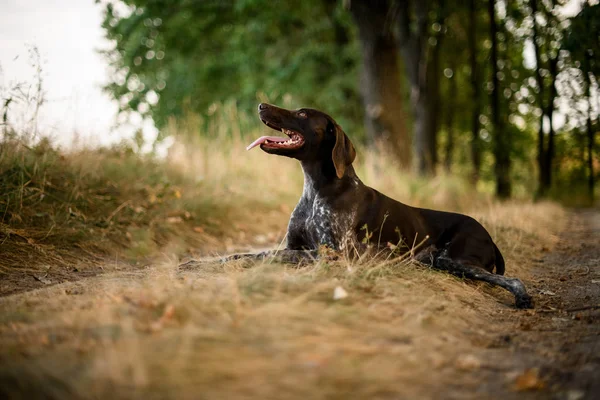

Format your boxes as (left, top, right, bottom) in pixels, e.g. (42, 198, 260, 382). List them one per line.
(193, 226, 205, 233)
(333, 286, 348, 300)
(167, 216, 183, 223)
(513, 368, 545, 391)
(161, 304, 175, 321)
(540, 289, 556, 296)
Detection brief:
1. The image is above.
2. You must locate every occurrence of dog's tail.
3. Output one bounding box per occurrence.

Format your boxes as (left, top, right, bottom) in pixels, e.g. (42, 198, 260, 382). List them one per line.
(493, 243, 505, 275)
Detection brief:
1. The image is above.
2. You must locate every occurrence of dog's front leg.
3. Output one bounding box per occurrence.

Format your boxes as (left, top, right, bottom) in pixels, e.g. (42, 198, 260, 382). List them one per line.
(179, 249, 320, 270)
(222, 249, 319, 264)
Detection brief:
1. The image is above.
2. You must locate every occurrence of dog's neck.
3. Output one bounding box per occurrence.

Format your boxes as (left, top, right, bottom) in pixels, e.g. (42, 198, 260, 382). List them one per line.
(300, 161, 359, 198)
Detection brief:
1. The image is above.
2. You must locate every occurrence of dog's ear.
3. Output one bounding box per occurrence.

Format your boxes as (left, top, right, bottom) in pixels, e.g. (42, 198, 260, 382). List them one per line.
(329, 120, 356, 179)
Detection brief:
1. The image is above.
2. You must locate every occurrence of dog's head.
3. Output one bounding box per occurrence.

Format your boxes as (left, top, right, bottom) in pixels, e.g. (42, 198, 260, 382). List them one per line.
(247, 103, 356, 178)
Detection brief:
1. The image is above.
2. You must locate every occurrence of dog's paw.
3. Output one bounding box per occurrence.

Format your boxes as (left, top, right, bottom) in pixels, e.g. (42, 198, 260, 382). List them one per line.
(515, 294, 534, 309)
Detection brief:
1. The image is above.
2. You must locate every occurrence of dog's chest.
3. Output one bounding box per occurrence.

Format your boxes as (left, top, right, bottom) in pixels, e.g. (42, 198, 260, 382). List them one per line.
(291, 195, 357, 249)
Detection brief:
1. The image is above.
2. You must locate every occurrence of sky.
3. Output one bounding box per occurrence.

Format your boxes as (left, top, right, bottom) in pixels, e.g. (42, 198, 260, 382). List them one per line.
(0, 0, 589, 148)
(0, 0, 156, 148)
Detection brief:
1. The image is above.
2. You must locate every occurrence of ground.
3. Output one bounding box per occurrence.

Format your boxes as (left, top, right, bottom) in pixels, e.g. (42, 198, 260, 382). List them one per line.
(476, 209, 600, 399)
(0, 207, 598, 400)
(448, 209, 600, 400)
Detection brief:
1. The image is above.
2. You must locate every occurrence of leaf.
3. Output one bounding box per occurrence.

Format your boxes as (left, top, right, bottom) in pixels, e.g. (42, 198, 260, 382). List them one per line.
(513, 368, 545, 391)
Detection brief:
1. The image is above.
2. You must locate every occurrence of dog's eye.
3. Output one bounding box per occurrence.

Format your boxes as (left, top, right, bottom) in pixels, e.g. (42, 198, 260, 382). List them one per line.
(326, 121, 335, 134)
(297, 111, 307, 118)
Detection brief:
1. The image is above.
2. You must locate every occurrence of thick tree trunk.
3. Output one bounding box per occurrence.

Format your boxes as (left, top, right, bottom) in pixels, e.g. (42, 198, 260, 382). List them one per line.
(488, 0, 511, 198)
(468, 0, 481, 183)
(350, 0, 410, 166)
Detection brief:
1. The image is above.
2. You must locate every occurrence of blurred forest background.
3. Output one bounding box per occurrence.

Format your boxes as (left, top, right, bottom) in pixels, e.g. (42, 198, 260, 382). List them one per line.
(98, 0, 600, 203)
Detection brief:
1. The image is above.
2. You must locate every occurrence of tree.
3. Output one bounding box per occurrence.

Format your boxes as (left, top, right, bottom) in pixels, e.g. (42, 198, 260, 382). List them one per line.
(529, 0, 563, 197)
(99, 0, 362, 136)
(564, 2, 600, 201)
(98, 0, 597, 203)
(468, 0, 482, 183)
(396, 0, 446, 175)
(488, 0, 511, 198)
(349, 0, 411, 165)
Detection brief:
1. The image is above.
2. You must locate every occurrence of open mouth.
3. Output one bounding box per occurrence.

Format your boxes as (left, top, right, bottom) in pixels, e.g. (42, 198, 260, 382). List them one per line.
(246, 120, 305, 151)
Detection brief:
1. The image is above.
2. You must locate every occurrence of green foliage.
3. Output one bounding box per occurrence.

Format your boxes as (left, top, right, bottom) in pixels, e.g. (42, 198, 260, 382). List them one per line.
(99, 0, 599, 201)
(100, 0, 362, 137)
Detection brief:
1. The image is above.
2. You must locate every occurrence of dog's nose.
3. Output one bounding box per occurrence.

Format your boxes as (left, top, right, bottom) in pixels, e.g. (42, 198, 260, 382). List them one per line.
(258, 103, 268, 111)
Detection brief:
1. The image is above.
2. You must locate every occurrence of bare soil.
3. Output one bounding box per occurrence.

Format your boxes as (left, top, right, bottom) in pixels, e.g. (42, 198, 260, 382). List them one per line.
(462, 209, 600, 399)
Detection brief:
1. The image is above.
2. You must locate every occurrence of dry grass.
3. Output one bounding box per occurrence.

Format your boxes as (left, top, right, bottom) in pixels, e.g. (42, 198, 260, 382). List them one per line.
(0, 201, 564, 399)
(0, 109, 567, 399)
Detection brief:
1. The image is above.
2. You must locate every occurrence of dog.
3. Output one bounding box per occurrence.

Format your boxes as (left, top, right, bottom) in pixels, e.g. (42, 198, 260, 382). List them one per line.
(217, 103, 533, 309)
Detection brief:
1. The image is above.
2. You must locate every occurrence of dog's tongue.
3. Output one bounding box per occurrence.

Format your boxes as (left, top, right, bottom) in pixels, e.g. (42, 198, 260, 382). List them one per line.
(246, 136, 288, 151)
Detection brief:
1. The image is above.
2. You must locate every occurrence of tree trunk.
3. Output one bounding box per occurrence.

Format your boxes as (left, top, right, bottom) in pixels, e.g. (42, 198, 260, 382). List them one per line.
(350, 0, 410, 166)
(586, 71, 595, 202)
(488, 0, 511, 198)
(427, 1, 446, 171)
(397, 0, 440, 176)
(529, 0, 548, 197)
(542, 56, 558, 191)
(414, 90, 436, 174)
(468, 0, 481, 183)
(444, 59, 457, 172)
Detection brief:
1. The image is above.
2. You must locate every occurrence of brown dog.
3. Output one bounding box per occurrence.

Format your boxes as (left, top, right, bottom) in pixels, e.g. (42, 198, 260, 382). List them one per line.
(236, 103, 533, 308)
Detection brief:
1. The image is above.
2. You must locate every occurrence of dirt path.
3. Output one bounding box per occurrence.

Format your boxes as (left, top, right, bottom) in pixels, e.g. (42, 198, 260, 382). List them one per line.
(470, 210, 600, 399)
